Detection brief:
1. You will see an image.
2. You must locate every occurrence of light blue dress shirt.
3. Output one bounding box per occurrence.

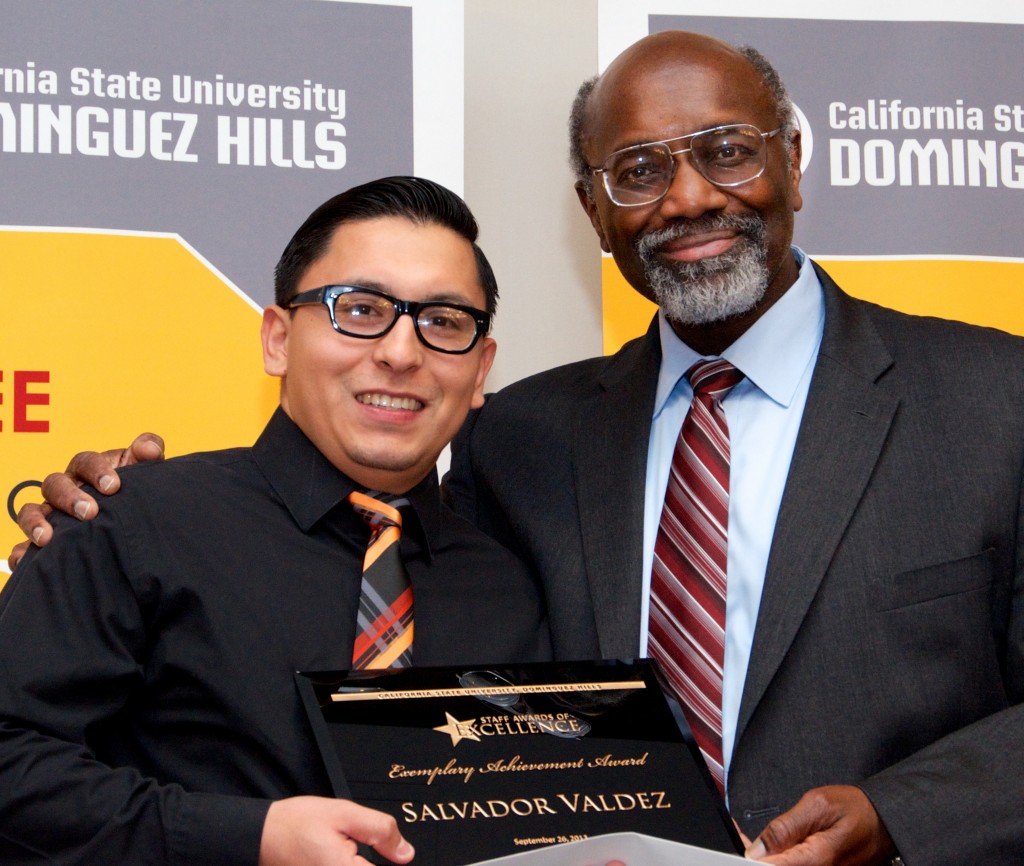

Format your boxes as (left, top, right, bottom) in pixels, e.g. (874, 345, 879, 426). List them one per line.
(640, 247, 825, 791)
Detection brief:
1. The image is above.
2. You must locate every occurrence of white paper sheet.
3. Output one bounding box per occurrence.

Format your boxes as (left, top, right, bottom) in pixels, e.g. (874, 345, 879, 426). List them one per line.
(469, 831, 747, 865)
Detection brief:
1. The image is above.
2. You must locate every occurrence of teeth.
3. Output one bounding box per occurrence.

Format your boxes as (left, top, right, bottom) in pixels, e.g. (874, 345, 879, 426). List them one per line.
(357, 394, 423, 411)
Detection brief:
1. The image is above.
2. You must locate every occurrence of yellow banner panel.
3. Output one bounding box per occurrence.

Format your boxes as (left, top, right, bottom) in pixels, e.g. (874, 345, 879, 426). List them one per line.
(602, 257, 658, 356)
(1, 231, 279, 584)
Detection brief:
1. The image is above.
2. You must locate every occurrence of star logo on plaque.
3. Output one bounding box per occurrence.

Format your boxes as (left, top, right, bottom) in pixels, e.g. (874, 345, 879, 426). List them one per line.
(433, 712, 481, 746)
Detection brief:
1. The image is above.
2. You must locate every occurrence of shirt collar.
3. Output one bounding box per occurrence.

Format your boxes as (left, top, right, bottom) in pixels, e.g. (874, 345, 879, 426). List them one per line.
(654, 246, 824, 413)
(252, 407, 441, 557)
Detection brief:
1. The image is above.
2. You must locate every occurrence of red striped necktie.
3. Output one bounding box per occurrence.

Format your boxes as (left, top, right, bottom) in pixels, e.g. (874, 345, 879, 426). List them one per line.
(649, 358, 744, 796)
(348, 490, 414, 670)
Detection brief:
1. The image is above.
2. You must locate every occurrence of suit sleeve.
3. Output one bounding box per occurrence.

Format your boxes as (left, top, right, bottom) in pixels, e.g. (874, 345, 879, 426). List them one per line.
(441, 403, 482, 521)
(858, 472, 1024, 866)
(443, 399, 525, 557)
(0, 512, 270, 866)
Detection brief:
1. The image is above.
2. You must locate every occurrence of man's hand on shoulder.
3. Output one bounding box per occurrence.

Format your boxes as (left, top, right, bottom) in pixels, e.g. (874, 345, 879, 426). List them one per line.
(259, 796, 414, 866)
(8, 433, 164, 570)
(744, 785, 896, 866)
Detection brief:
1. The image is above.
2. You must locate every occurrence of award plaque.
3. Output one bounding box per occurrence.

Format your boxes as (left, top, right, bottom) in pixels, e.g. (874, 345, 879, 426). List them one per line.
(296, 660, 743, 866)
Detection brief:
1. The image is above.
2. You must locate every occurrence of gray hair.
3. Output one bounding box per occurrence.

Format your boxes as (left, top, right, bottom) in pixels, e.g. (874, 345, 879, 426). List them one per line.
(737, 45, 798, 156)
(568, 74, 599, 197)
(568, 41, 798, 199)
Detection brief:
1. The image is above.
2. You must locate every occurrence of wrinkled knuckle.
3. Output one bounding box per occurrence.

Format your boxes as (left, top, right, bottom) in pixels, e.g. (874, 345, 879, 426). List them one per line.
(379, 813, 401, 841)
(42, 471, 69, 489)
(16, 502, 41, 524)
(66, 450, 97, 473)
(800, 787, 832, 815)
(9, 541, 28, 566)
(790, 790, 839, 823)
(759, 816, 790, 851)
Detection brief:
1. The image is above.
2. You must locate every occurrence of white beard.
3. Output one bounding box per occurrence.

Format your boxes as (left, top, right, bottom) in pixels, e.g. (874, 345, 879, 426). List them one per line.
(637, 214, 769, 326)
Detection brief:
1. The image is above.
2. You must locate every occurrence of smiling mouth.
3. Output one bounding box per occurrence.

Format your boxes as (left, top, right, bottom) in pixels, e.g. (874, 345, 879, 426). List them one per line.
(638, 213, 765, 268)
(659, 233, 738, 262)
(357, 393, 424, 411)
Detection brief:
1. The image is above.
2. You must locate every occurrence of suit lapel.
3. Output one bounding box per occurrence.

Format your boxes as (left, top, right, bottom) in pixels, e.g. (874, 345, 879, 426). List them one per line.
(736, 270, 899, 743)
(572, 320, 661, 659)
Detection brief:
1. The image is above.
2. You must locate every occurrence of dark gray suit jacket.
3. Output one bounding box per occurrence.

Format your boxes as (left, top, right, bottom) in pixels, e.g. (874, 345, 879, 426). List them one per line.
(447, 264, 1024, 865)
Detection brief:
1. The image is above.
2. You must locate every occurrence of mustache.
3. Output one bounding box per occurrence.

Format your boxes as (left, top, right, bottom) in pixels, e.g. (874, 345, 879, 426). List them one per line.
(636, 213, 765, 258)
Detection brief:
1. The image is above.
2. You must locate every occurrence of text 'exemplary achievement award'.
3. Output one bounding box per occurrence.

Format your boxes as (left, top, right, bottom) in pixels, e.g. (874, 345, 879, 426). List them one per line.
(296, 660, 743, 866)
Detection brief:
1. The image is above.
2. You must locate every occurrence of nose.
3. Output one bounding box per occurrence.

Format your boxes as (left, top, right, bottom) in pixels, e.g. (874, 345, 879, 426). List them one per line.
(656, 152, 730, 220)
(372, 313, 425, 371)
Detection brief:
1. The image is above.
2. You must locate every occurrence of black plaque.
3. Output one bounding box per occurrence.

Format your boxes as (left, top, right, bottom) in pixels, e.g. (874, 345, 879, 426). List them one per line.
(296, 660, 742, 866)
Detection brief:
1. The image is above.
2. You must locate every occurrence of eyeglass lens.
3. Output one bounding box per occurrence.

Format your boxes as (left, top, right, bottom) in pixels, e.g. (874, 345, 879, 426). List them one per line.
(333, 290, 480, 352)
(603, 125, 770, 205)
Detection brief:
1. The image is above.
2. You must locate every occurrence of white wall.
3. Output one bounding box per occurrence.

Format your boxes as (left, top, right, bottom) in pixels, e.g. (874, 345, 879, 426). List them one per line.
(464, 0, 604, 390)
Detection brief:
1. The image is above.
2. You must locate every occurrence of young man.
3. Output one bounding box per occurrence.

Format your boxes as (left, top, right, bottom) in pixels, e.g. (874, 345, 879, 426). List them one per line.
(0, 176, 548, 866)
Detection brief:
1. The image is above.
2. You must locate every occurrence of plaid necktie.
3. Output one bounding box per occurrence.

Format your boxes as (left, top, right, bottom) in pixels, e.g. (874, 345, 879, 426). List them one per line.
(348, 490, 414, 669)
(650, 358, 744, 795)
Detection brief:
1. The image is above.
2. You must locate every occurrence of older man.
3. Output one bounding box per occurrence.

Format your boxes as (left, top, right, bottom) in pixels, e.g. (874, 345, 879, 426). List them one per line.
(0, 176, 548, 866)
(446, 31, 1024, 866)
(15, 31, 1024, 866)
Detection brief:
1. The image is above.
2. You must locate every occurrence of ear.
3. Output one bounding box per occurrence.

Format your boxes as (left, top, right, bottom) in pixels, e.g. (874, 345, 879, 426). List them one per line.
(261, 305, 291, 378)
(575, 182, 612, 253)
(787, 129, 804, 213)
(470, 336, 498, 410)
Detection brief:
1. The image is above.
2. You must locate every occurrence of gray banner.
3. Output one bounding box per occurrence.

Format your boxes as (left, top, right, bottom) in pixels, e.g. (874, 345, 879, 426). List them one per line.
(650, 15, 1024, 258)
(2, 0, 413, 306)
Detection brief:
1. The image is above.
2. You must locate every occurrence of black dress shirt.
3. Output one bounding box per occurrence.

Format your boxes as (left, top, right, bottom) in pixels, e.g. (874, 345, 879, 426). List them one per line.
(0, 408, 549, 865)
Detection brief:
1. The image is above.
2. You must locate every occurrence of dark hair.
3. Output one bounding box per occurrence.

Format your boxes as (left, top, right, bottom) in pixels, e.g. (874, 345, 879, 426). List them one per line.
(568, 39, 798, 197)
(273, 176, 498, 315)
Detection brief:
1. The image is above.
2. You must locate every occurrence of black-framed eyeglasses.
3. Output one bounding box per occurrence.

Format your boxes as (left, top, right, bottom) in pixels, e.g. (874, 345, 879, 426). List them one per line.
(288, 285, 491, 354)
(590, 123, 782, 207)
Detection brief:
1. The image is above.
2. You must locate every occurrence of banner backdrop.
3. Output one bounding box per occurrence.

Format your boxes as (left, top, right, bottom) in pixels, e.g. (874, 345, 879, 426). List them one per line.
(597, 3, 1024, 354)
(0, 0, 461, 577)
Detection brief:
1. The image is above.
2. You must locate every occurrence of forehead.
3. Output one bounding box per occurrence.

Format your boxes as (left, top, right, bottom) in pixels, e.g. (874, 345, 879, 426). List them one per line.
(299, 216, 485, 305)
(585, 42, 777, 160)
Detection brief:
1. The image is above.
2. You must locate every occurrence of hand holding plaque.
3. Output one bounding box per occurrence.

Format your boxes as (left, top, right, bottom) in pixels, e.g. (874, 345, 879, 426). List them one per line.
(297, 660, 743, 866)
(260, 796, 415, 866)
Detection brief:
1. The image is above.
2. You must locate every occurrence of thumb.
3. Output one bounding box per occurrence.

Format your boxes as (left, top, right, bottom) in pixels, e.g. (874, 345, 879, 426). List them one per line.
(341, 803, 415, 864)
(745, 809, 813, 860)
